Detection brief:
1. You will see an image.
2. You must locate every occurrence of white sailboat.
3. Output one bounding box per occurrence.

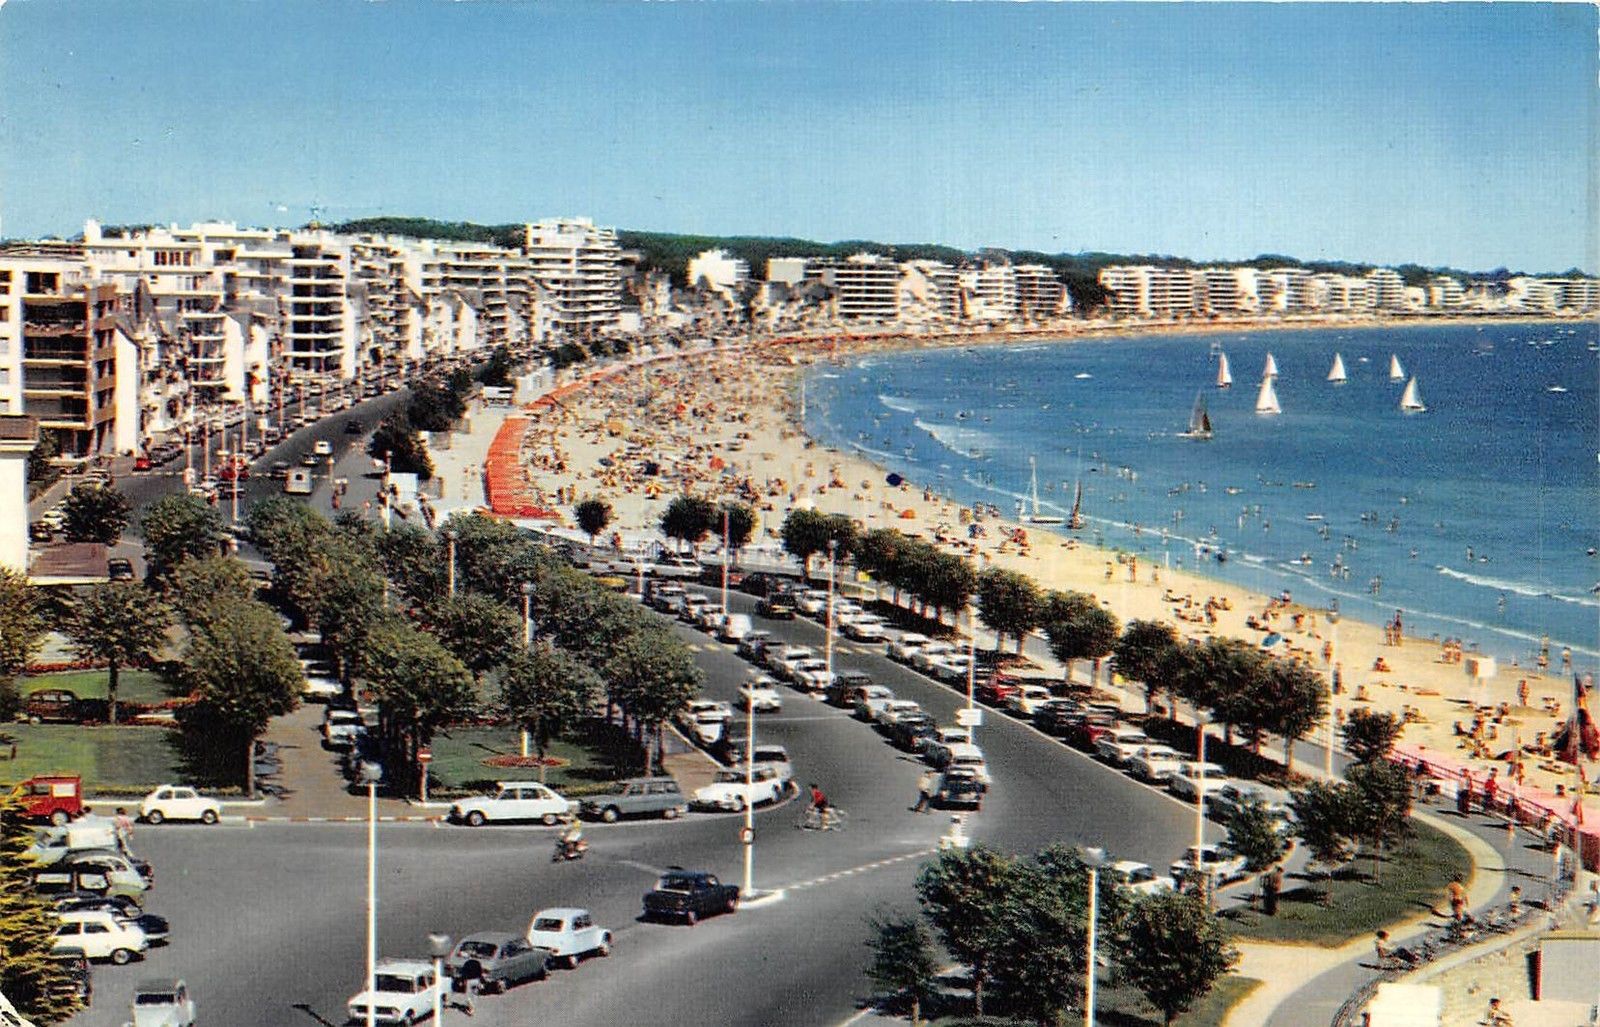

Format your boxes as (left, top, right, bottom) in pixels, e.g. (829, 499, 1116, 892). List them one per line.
(1399, 377, 1426, 413)
(1389, 354, 1405, 382)
(1262, 352, 1279, 380)
(1020, 456, 1064, 525)
(1255, 377, 1281, 415)
(1180, 391, 1214, 440)
(1216, 352, 1233, 389)
(1327, 353, 1347, 384)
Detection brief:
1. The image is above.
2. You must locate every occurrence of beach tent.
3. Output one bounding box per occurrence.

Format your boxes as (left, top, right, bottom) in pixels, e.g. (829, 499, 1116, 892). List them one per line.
(899, 509, 917, 519)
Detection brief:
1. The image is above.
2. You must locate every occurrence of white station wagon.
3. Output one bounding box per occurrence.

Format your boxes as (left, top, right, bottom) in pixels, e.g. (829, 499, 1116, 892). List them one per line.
(346, 958, 445, 1025)
(449, 782, 574, 827)
(140, 785, 222, 825)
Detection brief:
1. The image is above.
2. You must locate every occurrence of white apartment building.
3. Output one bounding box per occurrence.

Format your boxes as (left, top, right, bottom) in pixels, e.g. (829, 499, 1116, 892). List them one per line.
(899, 261, 963, 322)
(1014, 264, 1067, 319)
(1199, 267, 1261, 315)
(824, 254, 900, 321)
(961, 264, 1019, 322)
(1368, 268, 1407, 310)
(1099, 265, 1198, 317)
(1313, 273, 1375, 312)
(765, 257, 809, 287)
(1426, 276, 1465, 308)
(523, 218, 622, 336)
(687, 249, 751, 294)
(1260, 268, 1315, 313)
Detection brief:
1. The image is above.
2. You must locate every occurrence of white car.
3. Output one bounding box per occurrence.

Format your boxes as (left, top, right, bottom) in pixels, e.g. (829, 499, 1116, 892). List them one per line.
(852, 684, 897, 721)
(346, 958, 445, 1025)
(1005, 685, 1055, 718)
(911, 641, 957, 673)
(750, 744, 795, 786)
(301, 674, 342, 702)
(526, 907, 612, 969)
(876, 699, 924, 728)
(449, 782, 574, 826)
(718, 613, 754, 642)
(1094, 727, 1153, 766)
(888, 632, 931, 662)
(695, 606, 727, 633)
(736, 630, 773, 661)
(840, 616, 888, 642)
(1108, 860, 1175, 897)
(1169, 845, 1248, 889)
(1126, 746, 1187, 783)
(1168, 767, 1233, 805)
(793, 590, 829, 616)
(929, 653, 974, 684)
(926, 740, 991, 786)
(686, 709, 731, 746)
(139, 785, 222, 825)
(739, 677, 783, 712)
(790, 659, 834, 693)
(653, 553, 702, 580)
(323, 708, 366, 749)
(129, 978, 197, 1027)
(692, 766, 784, 811)
(767, 645, 816, 680)
(918, 724, 971, 755)
(679, 594, 714, 622)
(52, 910, 148, 964)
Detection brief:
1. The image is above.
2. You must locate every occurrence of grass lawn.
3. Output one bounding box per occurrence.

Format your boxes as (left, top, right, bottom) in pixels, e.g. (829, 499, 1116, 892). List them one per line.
(16, 669, 177, 705)
(928, 973, 1261, 1027)
(1220, 818, 1471, 946)
(0, 724, 184, 794)
(427, 720, 630, 797)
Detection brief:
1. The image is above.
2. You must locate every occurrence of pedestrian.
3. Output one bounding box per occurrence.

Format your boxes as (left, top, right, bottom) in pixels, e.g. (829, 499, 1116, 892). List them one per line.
(1262, 865, 1283, 916)
(1486, 997, 1513, 1026)
(911, 769, 937, 814)
(1446, 875, 1468, 921)
(1372, 929, 1392, 967)
(1484, 769, 1499, 815)
(113, 807, 134, 846)
(1507, 885, 1522, 917)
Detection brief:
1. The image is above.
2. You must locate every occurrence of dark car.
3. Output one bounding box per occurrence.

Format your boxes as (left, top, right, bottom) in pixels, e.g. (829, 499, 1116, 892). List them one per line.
(755, 595, 796, 620)
(30, 521, 55, 543)
(53, 892, 143, 919)
(48, 946, 92, 1006)
(740, 573, 786, 597)
(886, 712, 938, 751)
(825, 670, 875, 707)
(933, 769, 985, 810)
(641, 869, 740, 926)
(25, 688, 84, 724)
(444, 931, 549, 993)
(344, 420, 363, 435)
(1032, 699, 1083, 737)
(107, 558, 136, 582)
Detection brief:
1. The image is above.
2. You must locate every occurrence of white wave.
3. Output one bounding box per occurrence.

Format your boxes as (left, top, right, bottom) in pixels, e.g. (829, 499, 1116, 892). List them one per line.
(1435, 566, 1599, 609)
(818, 372, 840, 379)
(913, 418, 996, 460)
(878, 393, 920, 414)
(851, 440, 915, 465)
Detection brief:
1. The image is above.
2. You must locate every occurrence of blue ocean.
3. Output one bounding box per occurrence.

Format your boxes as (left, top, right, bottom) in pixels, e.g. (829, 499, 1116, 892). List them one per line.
(804, 320, 1600, 665)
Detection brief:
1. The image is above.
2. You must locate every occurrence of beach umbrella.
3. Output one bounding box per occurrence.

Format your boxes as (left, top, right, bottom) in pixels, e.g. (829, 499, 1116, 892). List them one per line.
(899, 509, 917, 519)
(1260, 633, 1284, 649)
(886, 472, 904, 487)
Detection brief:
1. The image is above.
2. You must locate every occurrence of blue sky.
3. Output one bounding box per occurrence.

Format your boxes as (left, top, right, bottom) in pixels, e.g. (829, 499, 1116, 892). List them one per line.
(1, 1, 1594, 272)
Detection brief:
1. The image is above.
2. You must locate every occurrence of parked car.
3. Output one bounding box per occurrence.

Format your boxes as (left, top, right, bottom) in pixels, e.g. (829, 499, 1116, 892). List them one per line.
(1170, 845, 1247, 890)
(139, 785, 222, 825)
(1108, 860, 1175, 897)
(767, 645, 817, 681)
(691, 766, 784, 811)
(302, 673, 342, 703)
(448, 782, 574, 826)
(24, 688, 85, 724)
(1095, 727, 1154, 767)
(51, 911, 148, 964)
(679, 594, 713, 623)
(10, 775, 84, 825)
(444, 932, 549, 993)
(1005, 685, 1055, 718)
(933, 768, 985, 810)
(107, 559, 136, 582)
(736, 630, 773, 661)
(930, 653, 976, 685)
(793, 590, 829, 616)
(1211, 782, 1294, 827)
(840, 615, 888, 642)
(909, 641, 957, 673)
(875, 699, 924, 729)
(579, 777, 688, 823)
(755, 595, 796, 620)
(646, 583, 686, 612)
(128, 978, 195, 1027)
(346, 958, 445, 1025)
(322, 709, 366, 750)
(975, 676, 1022, 706)
(1125, 746, 1187, 783)
(641, 869, 740, 925)
(59, 906, 168, 945)
(739, 573, 786, 597)
(684, 707, 731, 746)
(886, 712, 938, 752)
(1167, 766, 1233, 805)
(525, 908, 612, 969)
(749, 744, 794, 785)
(789, 658, 833, 693)
(739, 676, 783, 713)
(29, 520, 55, 543)
(924, 741, 991, 786)
(851, 684, 896, 721)
(718, 613, 754, 642)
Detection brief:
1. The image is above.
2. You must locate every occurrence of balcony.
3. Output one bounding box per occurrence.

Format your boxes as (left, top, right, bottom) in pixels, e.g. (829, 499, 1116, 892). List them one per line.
(23, 342, 90, 362)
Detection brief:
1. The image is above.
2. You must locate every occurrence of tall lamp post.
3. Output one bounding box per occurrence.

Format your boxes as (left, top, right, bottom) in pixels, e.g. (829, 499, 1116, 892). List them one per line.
(445, 528, 458, 597)
(1083, 846, 1107, 1027)
(824, 540, 839, 685)
(1194, 710, 1211, 905)
(520, 582, 534, 758)
(427, 933, 451, 1026)
(721, 508, 731, 616)
(742, 685, 756, 896)
(361, 762, 383, 1027)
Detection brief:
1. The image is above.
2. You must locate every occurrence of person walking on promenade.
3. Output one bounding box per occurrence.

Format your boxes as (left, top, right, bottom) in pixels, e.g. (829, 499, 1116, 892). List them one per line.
(911, 769, 937, 813)
(1446, 875, 1468, 921)
(1262, 865, 1283, 916)
(1484, 769, 1499, 814)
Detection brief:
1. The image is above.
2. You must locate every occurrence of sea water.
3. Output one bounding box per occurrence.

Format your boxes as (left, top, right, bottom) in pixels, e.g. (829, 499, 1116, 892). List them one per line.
(805, 320, 1600, 667)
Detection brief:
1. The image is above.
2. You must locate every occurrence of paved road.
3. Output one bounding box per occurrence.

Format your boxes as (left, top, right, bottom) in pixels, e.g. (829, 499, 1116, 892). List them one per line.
(65, 581, 1229, 1027)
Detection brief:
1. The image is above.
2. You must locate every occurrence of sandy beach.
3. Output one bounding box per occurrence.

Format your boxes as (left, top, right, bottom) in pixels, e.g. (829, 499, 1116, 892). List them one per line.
(494, 318, 1599, 841)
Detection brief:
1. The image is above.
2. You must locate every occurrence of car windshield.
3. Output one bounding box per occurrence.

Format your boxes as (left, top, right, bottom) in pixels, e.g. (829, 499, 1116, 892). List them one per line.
(531, 918, 565, 933)
(373, 974, 419, 993)
(713, 770, 745, 783)
(135, 993, 176, 1005)
(656, 875, 696, 893)
(456, 941, 498, 958)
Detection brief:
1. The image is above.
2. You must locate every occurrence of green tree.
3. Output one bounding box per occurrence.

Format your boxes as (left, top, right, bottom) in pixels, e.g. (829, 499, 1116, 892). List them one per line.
(428, 593, 522, 683)
(0, 569, 44, 720)
(920, 551, 977, 623)
(499, 645, 601, 783)
(607, 629, 702, 774)
(1113, 620, 1180, 714)
(915, 845, 1022, 1017)
(854, 528, 903, 589)
(1041, 591, 1120, 686)
(357, 619, 476, 796)
(1290, 781, 1357, 902)
(26, 430, 62, 493)
(1223, 798, 1289, 909)
(717, 501, 756, 558)
(180, 594, 301, 796)
(170, 557, 255, 635)
(0, 794, 83, 1023)
(368, 412, 434, 480)
(864, 912, 941, 1027)
(1257, 658, 1328, 765)
(61, 481, 131, 544)
(1345, 760, 1413, 881)
(377, 523, 448, 603)
(407, 380, 468, 433)
(976, 566, 1042, 654)
(64, 582, 170, 725)
(781, 508, 856, 579)
(1341, 708, 1404, 765)
(1116, 891, 1240, 1027)
(574, 498, 614, 545)
(140, 493, 225, 579)
(659, 494, 717, 554)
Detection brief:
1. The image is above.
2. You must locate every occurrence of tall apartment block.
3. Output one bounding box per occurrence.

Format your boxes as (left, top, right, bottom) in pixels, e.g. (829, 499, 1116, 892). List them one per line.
(824, 254, 901, 321)
(523, 218, 623, 336)
(1014, 265, 1068, 320)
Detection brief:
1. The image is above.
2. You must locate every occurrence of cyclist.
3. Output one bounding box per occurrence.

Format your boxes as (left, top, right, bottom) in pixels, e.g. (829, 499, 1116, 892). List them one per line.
(807, 782, 838, 829)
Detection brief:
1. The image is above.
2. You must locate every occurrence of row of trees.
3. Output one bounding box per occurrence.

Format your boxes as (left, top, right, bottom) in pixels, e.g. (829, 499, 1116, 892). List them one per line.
(867, 846, 1237, 1027)
(659, 495, 754, 556)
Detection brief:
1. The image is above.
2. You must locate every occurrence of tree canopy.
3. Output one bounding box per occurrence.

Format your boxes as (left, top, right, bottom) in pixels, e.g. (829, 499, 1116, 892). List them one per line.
(140, 493, 225, 579)
(64, 582, 170, 724)
(61, 482, 131, 545)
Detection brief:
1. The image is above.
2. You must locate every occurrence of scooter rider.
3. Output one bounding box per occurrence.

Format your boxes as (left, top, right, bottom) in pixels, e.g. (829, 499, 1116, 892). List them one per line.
(558, 820, 586, 859)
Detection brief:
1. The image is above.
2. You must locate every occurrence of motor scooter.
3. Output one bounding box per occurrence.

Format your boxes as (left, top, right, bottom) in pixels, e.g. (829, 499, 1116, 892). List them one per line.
(552, 837, 589, 862)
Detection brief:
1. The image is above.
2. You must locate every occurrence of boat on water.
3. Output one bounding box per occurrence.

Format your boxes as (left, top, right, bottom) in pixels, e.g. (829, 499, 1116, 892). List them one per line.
(1327, 353, 1347, 384)
(1074, 372, 1093, 380)
(1389, 354, 1405, 382)
(1067, 479, 1084, 530)
(1255, 377, 1282, 415)
(1019, 456, 1064, 525)
(1262, 352, 1279, 379)
(1216, 351, 1233, 389)
(1399, 376, 1427, 413)
(1179, 391, 1213, 440)
(1547, 385, 1569, 394)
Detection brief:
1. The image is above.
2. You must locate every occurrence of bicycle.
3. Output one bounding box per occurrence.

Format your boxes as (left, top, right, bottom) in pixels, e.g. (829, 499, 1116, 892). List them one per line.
(797, 806, 848, 831)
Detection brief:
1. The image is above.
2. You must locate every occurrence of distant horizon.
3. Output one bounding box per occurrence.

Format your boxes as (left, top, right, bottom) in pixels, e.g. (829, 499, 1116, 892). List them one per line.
(2, 2, 1593, 273)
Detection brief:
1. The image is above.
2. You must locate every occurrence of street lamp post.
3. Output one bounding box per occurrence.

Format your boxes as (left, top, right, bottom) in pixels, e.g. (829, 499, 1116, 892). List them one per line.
(361, 763, 382, 1027)
(1326, 607, 1340, 779)
(824, 540, 838, 685)
(965, 602, 978, 744)
(1083, 846, 1107, 1027)
(520, 582, 534, 759)
(382, 450, 393, 530)
(1194, 710, 1211, 904)
(742, 687, 756, 896)
(427, 933, 451, 1026)
(445, 529, 458, 597)
(721, 508, 731, 616)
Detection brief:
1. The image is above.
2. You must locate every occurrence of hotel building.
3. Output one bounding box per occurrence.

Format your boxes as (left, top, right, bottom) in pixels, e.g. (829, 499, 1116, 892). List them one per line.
(523, 218, 623, 336)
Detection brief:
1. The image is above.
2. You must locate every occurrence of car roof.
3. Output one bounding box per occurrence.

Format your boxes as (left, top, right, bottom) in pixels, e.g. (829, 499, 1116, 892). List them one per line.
(374, 958, 434, 974)
(135, 979, 184, 993)
(531, 907, 589, 920)
(495, 780, 545, 789)
(1110, 860, 1150, 874)
(458, 931, 521, 945)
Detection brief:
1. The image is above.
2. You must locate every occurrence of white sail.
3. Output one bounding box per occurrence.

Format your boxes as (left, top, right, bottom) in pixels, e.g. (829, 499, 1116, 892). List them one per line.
(1182, 391, 1213, 439)
(1263, 352, 1279, 379)
(1389, 354, 1405, 382)
(1327, 353, 1347, 383)
(1023, 455, 1063, 524)
(1399, 376, 1426, 412)
(1216, 352, 1233, 389)
(1255, 377, 1281, 415)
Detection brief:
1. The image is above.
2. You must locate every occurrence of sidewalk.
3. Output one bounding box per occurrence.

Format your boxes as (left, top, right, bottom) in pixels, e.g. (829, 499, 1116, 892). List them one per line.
(249, 704, 434, 822)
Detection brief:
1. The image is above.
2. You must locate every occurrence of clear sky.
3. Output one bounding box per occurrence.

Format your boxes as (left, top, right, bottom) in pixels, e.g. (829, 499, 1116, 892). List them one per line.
(1, 1, 1594, 273)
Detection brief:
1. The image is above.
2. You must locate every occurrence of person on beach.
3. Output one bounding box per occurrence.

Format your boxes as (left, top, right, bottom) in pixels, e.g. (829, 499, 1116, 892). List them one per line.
(1446, 876, 1468, 921)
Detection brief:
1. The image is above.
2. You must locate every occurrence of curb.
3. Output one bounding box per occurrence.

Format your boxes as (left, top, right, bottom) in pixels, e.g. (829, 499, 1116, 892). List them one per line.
(244, 814, 442, 823)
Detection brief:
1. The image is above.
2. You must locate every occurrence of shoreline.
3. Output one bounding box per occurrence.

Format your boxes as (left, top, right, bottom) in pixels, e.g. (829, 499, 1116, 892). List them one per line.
(496, 314, 1597, 827)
